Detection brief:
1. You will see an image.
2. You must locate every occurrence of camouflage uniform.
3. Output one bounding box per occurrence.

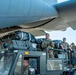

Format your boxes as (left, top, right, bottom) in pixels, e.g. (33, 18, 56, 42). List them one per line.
(60, 42, 69, 59)
(41, 39, 54, 58)
(61, 42, 69, 50)
(71, 46, 76, 57)
(42, 39, 54, 50)
(14, 65, 28, 75)
(23, 66, 28, 75)
(70, 45, 76, 50)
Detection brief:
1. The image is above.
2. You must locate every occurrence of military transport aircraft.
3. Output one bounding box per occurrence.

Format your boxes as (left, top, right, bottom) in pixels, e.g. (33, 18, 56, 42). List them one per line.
(0, 0, 76, 36)
(0, 0, 76, 75)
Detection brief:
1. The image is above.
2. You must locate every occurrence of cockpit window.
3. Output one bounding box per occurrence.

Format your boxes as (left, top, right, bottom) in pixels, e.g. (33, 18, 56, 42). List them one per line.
(0, 52, 14, 75)
(14, 54, 22, 75)
(47, 59, 63, 70)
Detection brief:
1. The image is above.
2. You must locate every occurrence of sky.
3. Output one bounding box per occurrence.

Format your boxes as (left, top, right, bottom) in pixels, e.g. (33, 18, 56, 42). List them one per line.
(36, 27, 76, 45)
(36, 0, 76, 45)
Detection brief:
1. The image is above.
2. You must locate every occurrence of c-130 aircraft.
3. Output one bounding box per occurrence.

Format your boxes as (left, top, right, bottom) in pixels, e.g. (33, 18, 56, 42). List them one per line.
(0, 0, 76, 36)
(0, 0, 76, 75)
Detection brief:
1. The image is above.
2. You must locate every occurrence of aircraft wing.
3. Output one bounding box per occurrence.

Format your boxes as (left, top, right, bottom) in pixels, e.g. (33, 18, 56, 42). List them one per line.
(21, 0, 76, 36)
(0, 0, 76, 36)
